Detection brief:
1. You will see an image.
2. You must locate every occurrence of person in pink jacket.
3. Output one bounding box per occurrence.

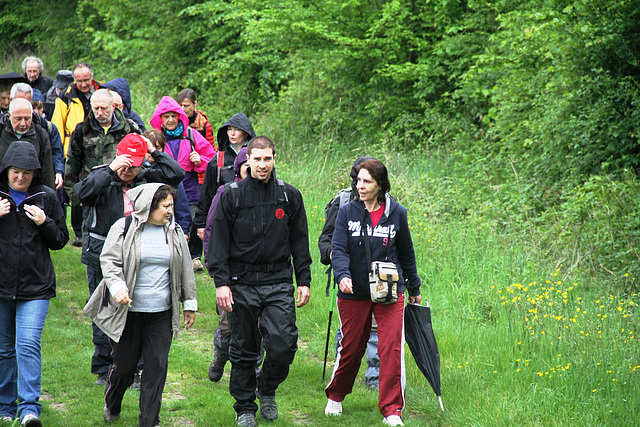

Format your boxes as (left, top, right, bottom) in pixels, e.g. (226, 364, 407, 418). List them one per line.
(150, 96, 215, 271)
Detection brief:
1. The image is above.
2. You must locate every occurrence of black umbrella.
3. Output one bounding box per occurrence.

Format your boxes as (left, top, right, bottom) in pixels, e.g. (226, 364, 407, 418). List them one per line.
(404, 301, 444, 411)
(0, 72, 29, 88)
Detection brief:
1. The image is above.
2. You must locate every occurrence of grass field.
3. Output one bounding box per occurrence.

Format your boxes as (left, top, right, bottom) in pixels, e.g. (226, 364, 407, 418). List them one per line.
(11, 149, 640, 426)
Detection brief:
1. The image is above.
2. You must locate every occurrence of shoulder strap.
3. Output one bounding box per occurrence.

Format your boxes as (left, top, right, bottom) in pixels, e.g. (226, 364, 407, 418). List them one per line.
(123, 215, 133, 236)
(277, 178, 290, 215)
(216, 151, 225, 187)
(338, 189, 351, 207)
(187, 127, 195, 152)
(229, 182, 239, 223)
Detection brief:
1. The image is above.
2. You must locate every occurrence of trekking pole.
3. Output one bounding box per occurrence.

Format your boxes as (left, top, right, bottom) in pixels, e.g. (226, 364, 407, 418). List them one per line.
(322, 266, 337, 382)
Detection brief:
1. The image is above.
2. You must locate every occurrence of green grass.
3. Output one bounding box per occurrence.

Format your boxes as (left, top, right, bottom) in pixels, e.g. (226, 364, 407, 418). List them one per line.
(25, 150, 638, 426)
(0, 51, 634, 422)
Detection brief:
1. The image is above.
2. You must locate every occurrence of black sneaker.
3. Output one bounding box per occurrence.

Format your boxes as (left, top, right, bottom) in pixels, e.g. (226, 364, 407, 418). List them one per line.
(71, 237, 83, 247)
(95, 372, 108, 386)
(258, 394, 278, 421)
(236, 412, 257, 427)
(208, 357, 226, 382)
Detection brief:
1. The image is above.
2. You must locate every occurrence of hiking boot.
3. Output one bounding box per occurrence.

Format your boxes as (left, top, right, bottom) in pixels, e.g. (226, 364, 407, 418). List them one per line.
(71, 236, 83, 247)
(236, 412, 257, 427)
(103, 404, 120, 423)
(325, 399, 342, 416)
(383, 415, 404, 426)
(94, 372, 108, 386)
(21, 414, 41, 427)
(258, 394, 278, 421)
(192, 258, 204, 272)
(208, 358, 226, 382)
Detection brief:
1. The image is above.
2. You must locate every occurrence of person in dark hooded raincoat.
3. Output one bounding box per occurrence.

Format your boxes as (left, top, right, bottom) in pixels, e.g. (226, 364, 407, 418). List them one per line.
(0, 141, 68, 426)
(194, 113, 256, 242)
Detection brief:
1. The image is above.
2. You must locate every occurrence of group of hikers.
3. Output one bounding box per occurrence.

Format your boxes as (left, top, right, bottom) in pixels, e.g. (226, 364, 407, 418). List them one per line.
(0, 57, 422, 427)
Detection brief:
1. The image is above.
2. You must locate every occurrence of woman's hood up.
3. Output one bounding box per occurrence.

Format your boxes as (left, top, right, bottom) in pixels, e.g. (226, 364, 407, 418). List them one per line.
(216, 113, 256, 151)
(126, 183, 175, 229)
(150, 96, 189, 134)
(0, 140, 42, 177)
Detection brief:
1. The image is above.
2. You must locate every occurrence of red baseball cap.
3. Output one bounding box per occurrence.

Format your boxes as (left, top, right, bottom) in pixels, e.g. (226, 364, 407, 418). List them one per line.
(117, 134, 147, 167)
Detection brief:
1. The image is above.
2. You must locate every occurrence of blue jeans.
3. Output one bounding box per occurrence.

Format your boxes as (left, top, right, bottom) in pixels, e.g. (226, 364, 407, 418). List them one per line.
(0, 299, 50, 420)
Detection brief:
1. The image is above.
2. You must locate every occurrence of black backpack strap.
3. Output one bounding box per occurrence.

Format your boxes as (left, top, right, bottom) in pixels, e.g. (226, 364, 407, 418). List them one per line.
(276, 178, 290, 216)
(187, 127, 196, 152)
(229, 182, 239, 223)
(123, 215, 133, 236)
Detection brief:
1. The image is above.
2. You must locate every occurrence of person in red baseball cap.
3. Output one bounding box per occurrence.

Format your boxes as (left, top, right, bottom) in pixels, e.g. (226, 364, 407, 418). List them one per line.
(117, 134, 147, 167)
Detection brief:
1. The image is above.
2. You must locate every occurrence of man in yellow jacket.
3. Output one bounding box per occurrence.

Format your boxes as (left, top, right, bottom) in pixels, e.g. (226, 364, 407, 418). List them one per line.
(51, 62, 102, 156)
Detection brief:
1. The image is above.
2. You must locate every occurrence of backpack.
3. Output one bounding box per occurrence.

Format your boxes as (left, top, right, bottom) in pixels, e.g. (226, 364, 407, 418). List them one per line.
(324, 188, 353, 296)
(215, 151, 234, 188)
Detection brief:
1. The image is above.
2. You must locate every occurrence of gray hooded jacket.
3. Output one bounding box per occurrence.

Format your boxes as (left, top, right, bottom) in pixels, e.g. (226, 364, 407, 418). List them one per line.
(83, 183, 197, 342)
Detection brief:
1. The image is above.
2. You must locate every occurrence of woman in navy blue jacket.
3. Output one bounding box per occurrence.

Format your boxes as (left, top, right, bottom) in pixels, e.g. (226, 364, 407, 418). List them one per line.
(325, 159, 421, 427)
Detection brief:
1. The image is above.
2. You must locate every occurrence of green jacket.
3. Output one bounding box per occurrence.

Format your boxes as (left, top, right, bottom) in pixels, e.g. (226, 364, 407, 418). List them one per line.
(64, 108, 139, 204)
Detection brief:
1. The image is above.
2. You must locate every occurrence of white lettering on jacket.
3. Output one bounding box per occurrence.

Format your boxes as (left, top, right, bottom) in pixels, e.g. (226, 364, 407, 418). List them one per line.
(347, 220, 396, 239)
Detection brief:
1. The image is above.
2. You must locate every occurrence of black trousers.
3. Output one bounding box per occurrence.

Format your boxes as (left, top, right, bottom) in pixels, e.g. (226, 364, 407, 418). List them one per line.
(228, 283, 298, 415)
(105, 310, 172, 427)
(188, 204, 202, 260)
(71, 203, 83, 238)
(87, 266, 111, 374)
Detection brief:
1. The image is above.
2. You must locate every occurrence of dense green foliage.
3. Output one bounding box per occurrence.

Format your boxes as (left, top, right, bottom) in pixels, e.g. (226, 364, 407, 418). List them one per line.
(3, 0, 640, 286)
(1, 2, 639, 423)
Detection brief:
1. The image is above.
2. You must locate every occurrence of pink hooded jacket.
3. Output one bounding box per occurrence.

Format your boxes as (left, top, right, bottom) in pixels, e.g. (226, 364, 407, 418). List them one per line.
(150, 96, 215, 176)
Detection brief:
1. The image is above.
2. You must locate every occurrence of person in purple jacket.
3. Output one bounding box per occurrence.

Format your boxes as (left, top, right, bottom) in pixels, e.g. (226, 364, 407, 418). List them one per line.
(203, 147, 249, 383)
(150, 96, 215, 272)
(324, 159, 422, 427)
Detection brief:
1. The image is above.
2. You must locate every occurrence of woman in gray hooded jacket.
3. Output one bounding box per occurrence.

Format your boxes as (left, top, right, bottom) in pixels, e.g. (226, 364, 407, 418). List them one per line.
(84, 183, 197, 427)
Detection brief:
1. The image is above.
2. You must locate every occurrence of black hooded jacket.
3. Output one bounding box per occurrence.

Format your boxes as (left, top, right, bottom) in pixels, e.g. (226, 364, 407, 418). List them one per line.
(0, 141, 69, 301)
(209, 171, 312, 288)
(194, 113, 256, 228)
(72, 150, 185, 270)
(27, 74, 54, 96)
(0, 114, 56, 189)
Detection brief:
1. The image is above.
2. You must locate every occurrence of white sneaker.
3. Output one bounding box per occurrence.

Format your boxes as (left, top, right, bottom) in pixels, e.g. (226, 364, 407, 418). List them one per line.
(383, 415, 404, 426)
(21, 414, 42, 427)
(192, 258, 204, 272)
(325, 399, 342, 416)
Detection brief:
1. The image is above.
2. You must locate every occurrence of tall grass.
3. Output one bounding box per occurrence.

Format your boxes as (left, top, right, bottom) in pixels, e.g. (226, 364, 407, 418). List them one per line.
(1, 53, 637, 425)
(18, 149, 631, 426)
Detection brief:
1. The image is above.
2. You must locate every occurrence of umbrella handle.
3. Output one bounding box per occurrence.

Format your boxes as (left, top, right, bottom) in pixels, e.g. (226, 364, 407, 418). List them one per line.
(407, 300, 428, 307)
